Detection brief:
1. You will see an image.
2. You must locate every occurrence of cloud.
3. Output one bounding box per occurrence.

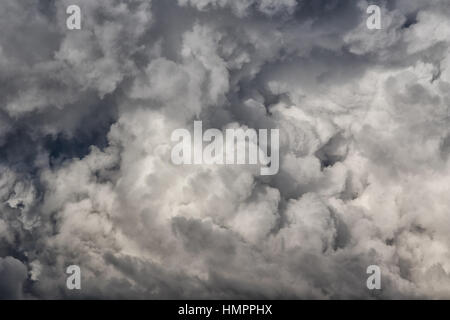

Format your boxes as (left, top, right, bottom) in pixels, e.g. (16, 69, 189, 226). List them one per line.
(178, 0, 298, 17)
(0, 257, 28, 299)
(0, 0, 449, 299)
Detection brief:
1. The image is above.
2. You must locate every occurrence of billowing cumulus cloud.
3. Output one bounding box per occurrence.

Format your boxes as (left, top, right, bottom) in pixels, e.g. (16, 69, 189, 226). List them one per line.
(0, 0, 449, 299)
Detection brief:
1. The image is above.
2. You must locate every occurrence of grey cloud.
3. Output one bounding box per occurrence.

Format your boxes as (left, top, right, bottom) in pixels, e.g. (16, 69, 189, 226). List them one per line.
(0, 0, 449, 299)
(0, 256, 28, 299)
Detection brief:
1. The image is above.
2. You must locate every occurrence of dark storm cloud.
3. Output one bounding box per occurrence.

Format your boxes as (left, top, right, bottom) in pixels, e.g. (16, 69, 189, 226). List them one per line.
(0, 256, 28, 299)
(0, 0, 449, 299)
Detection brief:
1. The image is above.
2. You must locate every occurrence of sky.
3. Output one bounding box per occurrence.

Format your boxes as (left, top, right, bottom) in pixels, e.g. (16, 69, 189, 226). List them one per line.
(0, 0, 450, 299)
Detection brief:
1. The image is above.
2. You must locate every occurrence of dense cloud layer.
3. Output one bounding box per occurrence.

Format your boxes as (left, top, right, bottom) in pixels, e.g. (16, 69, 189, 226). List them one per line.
(0, 0, 449, 299)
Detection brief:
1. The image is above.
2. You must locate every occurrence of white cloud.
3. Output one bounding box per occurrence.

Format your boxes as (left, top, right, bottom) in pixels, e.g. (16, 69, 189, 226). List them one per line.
(0, 0, 450, 299)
